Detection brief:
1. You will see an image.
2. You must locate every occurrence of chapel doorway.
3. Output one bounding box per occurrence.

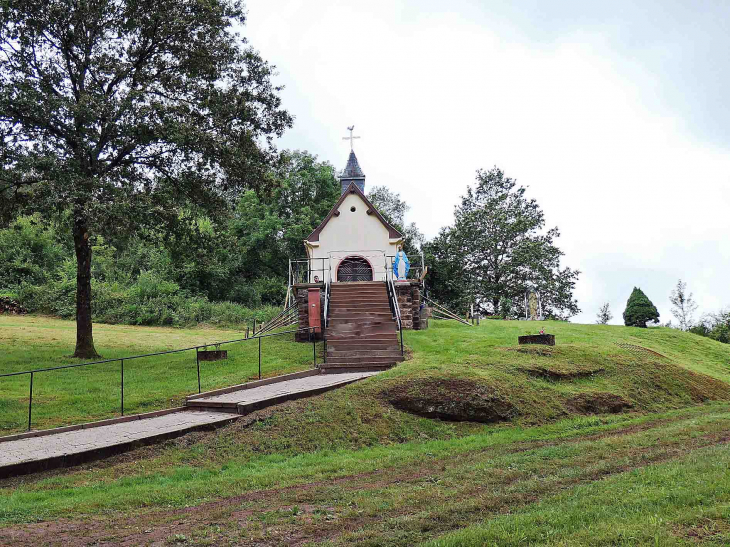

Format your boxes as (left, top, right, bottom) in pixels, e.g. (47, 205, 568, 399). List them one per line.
(337, 256, 373, 282)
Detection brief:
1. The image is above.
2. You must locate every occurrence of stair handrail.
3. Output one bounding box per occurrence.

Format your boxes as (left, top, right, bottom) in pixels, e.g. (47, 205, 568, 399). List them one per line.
(386, 266, 404, 355)
(324, 277, 331, 329)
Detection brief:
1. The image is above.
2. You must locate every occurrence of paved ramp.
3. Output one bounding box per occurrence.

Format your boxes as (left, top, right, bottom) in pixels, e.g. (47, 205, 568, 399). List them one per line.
(186, 371, 379, 413)
(0, 410, 239, 478)
(0, 369, 380, 478)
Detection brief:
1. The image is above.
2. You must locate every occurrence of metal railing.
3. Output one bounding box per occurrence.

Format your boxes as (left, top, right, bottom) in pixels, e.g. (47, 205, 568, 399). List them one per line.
(289, 252, 426, 285)
(0, 327, 321, 433)
(290, 258, 328, 285)
(386, 267, 405, 356)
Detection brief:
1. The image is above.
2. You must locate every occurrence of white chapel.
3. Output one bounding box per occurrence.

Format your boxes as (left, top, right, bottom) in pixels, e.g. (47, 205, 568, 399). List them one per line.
(303, 148, 404, 283)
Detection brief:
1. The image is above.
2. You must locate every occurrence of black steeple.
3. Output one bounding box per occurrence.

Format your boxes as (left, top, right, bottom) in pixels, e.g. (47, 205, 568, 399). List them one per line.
(339, 150, 365, 194)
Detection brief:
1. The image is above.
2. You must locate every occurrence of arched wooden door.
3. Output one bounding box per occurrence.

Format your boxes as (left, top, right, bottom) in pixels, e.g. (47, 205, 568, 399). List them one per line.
(337, 256, 373, 282)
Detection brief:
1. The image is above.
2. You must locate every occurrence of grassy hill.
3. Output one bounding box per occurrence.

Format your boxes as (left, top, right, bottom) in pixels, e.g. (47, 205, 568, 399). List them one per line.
(0, 316, 315, 434)
(1, 316, 730, 545)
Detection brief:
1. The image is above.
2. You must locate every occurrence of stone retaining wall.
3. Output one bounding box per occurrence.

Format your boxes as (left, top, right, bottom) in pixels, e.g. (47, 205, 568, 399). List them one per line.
(295, 285, 325, 342)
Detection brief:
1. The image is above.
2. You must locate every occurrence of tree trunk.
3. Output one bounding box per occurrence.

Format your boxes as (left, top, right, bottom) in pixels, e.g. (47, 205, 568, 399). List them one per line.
(73, 214, 99, 359)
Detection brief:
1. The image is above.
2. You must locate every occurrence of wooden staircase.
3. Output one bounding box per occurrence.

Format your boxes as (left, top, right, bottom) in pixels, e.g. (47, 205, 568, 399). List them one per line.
(323, 281, 404, 373)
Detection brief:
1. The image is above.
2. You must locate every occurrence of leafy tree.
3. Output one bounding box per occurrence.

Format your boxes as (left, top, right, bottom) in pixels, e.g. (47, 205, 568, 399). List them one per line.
(367, 186, 425, 255)
(0, 215, 69, 288)
(422, 227, 470, 315)
(231, 150, 340, 284)
(430, 167, 580, 319)
(499, 297, 514, 319)
(596, 302, 613, 324)
(623, 287, 660, 327)
(669, 279, 698, 331)
(0, 0, 292, 356)
(689, 310, 730, 344)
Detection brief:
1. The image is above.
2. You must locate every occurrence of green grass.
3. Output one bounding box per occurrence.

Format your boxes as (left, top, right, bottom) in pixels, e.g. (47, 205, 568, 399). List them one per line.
(427, 442, 730, 547)
(1, 405, 729, 544)
(0, 315, 316, 434)
(1, 316, 730, 545)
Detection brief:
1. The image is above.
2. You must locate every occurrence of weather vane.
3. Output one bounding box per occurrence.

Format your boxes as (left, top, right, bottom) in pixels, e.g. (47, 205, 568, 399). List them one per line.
(342, 125, 360, 151)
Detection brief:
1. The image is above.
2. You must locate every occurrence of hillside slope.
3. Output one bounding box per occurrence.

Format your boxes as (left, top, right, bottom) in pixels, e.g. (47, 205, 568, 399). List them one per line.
(228, 319, 730, 454)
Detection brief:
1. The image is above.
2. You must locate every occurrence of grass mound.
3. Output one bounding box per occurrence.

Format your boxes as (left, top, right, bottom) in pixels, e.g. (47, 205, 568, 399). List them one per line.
(137, 320, 730, 460)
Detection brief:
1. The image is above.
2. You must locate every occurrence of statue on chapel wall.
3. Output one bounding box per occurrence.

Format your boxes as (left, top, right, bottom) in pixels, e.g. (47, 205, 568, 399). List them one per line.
(393, 245, 410, 281)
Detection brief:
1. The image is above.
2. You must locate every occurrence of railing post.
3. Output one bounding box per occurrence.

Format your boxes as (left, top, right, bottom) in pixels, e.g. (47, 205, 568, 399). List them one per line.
(400, 327, 404, 356)
(312, 328, 316, 368)
(121, 359, 124, 416)
(28, 372, 33, 431)
(196, 348, 201, 394)
(253, 319, 256, 336)
(258, 336, 262, 380)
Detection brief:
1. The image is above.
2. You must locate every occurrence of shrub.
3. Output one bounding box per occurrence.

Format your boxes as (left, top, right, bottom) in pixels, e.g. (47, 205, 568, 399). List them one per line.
(623, 287, 660, 328)
(499, 297, 513, 320)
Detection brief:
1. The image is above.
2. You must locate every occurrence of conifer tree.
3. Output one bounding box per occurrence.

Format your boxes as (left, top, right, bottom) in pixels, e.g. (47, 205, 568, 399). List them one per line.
(623, 287, 660, 327)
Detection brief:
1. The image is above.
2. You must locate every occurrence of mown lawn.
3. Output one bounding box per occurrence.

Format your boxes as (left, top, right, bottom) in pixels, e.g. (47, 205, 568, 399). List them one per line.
(1, 316, 730, 545)
(1, 405, 729, 545)
(0, 315, 317, 434)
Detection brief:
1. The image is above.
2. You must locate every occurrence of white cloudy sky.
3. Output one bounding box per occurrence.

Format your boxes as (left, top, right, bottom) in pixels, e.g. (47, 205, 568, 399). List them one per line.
(243, 0, 730, 325)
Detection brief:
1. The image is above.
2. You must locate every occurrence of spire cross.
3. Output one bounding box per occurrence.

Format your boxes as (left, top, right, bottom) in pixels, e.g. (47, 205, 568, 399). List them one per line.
(342, 125, 360, 150)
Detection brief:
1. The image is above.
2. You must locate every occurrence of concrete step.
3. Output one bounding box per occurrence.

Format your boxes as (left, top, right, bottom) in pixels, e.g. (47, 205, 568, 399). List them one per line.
(326, 333, 399, 341)
(321, 365, 395, 373)
(328, 326, 397, 333)
(329, 297, 389, 304)
(330, 308, 393, 317)
(330, 305, 391, 310)
(324, 356, 403, 365)
(327, 342, 400, 351)
(329, 321, 396, 327)
(327, 349, 403, 358)
(331, 281, 385, 286)
(329, 314, 395, 323)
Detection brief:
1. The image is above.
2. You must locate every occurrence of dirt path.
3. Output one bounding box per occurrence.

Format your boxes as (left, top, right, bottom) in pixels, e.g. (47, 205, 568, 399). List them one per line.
(2, 412, 728, 547)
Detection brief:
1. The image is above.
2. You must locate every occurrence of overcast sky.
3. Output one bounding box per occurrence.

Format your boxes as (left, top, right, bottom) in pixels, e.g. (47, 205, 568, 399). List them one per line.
(243, 0, 730, 325)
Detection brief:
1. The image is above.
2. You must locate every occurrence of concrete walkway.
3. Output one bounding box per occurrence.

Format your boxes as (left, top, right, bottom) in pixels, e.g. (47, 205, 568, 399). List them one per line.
(0, 410, 239, 478)
(0, 369, 380, 478)
(186, 371, 379, 413)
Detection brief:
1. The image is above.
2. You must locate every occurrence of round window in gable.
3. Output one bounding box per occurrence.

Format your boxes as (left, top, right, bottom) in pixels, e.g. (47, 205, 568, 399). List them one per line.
(350, 206, 356, 212)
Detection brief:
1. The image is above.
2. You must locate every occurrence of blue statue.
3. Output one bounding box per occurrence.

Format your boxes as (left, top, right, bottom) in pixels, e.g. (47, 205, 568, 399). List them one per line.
(393, 246, 410, 280)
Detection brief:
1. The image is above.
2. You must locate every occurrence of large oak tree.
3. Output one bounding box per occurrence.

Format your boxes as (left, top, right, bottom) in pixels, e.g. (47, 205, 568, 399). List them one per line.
(0, 0, 292, 357)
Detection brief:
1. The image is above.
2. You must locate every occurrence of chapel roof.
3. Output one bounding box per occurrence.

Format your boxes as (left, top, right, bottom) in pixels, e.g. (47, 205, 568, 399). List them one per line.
(305, 181, 403, 243)
(341, 150, 365, 179)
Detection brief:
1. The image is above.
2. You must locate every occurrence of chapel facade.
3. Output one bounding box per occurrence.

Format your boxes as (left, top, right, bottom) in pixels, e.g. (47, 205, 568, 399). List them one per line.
(291, 146, 427, 354)
(303, 150, 404, 283)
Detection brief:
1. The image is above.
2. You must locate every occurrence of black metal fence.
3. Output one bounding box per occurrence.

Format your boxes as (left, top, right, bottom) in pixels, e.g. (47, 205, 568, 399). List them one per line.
(0, 327, 321, 433)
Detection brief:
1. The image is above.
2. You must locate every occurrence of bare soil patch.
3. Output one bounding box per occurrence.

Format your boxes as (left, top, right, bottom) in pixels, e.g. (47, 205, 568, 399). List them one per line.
(673, 516, 730, 543)
(385, 378, 518, 423)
